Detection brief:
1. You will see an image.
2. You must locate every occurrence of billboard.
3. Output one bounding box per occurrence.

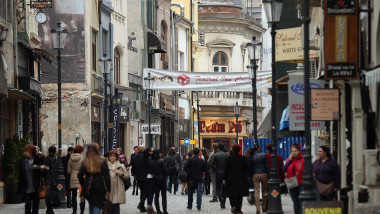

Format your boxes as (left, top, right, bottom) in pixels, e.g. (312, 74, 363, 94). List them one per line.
(39, 0, 86, 83)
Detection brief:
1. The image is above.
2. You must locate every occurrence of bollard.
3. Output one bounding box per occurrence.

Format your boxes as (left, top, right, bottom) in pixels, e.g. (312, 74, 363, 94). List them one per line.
(340, 185, 352, 214)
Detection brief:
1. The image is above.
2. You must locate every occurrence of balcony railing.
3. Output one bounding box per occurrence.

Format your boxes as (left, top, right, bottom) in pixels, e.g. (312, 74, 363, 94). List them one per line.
(91, 73, 104, 95)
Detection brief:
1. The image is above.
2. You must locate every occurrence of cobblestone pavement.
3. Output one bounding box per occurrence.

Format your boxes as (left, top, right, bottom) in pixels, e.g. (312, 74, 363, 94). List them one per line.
(0, 188, 295, 214)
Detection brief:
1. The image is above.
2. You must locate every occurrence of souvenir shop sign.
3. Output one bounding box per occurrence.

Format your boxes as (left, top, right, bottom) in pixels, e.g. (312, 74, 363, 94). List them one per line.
(303, 201, 343, 214)
(288, 80, 325, 131)
(311, 89, 340, 121)
(143, 68, 272, 92)
(324, 0, 359, 80)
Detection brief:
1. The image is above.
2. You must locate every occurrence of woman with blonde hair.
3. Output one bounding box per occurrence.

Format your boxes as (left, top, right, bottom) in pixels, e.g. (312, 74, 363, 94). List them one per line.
(67, 145, 84, 214)
(78, 143, 110, 214)
(107, 150, 129, 214)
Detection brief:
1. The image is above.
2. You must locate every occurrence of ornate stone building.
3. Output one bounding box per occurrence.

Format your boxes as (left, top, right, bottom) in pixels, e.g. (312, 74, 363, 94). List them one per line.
(194, 0, 265, 151)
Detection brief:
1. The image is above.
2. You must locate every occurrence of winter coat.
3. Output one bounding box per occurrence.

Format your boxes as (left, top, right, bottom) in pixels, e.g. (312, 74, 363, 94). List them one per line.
(224, 153, 249, 197)
(209, 151, 228, 175)
(78, 159, 111, 208)
(313, 157, 341, 190)
(148, 158, 168, 182)
(283, 154, 304, 186)
(184, 156, 207, 183)
(165, 154, 181, 175)
(44, 155, 58, 187)
(67, 153, 83, 189)
(134, 152, 148, 180)
(249, 152, 269, 175)
(266, 153, 285, 182)
(18, 155, 46, 195)
(107, 160, 129, 204)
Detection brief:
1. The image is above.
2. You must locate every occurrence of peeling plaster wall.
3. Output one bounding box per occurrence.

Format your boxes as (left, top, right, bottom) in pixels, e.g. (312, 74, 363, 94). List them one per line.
(40, 87, 91, 154)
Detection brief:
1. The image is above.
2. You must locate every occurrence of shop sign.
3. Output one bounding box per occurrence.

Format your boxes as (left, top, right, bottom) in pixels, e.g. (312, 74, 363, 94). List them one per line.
(303, 201, 343, 214)
(324, 0, 358, 80)
(275, 27, 319, 62)
(108, 93, 123, 151)
(142, 124, 161, 134)
(179, 107, 185, 118)
(199, 121, 242, 134)
(143, 68, 272, 92)
(311, 89, 340, 121)
(288, 80, 325, 131)
(120, 106, 129, 122)
(30, 0, 52, 8)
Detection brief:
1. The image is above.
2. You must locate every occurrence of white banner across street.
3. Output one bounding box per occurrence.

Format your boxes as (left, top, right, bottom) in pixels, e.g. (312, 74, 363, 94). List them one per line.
(143, 68, 272, 92)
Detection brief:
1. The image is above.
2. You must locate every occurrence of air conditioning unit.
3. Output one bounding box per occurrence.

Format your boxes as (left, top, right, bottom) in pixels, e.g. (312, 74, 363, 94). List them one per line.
(132, 100, 140, 111)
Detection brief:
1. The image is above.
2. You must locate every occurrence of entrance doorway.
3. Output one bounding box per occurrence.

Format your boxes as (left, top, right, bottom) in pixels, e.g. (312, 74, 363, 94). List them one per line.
(202, 138, 232, 152)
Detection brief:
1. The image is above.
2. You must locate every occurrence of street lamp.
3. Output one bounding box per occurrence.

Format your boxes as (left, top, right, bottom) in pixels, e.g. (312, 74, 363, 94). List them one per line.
(144, 72, 154, 147)
(299, 0, 318, 203)
(246, 36, 262, 145)
(233, 102, 240, 144)
(262, 0, 284, 213)
(99, 55, 112, 152)
(195, 91, 201, 148)
(51, 21, 68, 208)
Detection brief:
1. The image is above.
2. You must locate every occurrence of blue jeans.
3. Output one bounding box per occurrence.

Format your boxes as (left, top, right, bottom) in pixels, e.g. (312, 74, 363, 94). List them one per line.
(112, 203, 120, 214)
(89, 204, 101, 214)
(289, 186, 303, 214)
(187, 182, 202, 209)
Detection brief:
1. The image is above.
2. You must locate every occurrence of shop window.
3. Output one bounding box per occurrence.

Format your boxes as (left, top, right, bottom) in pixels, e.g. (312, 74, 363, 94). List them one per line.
(213, 52, 228, 72)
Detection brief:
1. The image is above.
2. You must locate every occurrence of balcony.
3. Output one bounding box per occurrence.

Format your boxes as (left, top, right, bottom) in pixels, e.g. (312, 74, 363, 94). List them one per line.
(18, 76, 41, 95)
(91, 73, 105, 98)
(198, 91, 257, 108)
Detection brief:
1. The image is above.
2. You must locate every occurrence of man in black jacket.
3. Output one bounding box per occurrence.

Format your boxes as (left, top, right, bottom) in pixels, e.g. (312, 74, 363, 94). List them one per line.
(18, 144, 46, 214)
(209, 143, 228, 209)
(134, 145, 148, 212)
(45, 146, 59, 214)
(184, 148, 207, 211)
(63, 146, 73, 208)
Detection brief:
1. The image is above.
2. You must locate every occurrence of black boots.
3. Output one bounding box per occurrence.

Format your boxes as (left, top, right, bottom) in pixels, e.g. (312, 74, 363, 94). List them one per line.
(79, 201, 85, 214)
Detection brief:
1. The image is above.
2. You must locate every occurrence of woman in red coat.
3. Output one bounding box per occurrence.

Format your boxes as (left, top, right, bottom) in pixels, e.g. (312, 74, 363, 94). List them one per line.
(282, 144, 304, 214)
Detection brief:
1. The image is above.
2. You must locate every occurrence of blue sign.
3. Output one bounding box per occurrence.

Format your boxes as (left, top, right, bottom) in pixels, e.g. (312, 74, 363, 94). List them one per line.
(290, 83, 323, 95)
(184, 138, 191, 146)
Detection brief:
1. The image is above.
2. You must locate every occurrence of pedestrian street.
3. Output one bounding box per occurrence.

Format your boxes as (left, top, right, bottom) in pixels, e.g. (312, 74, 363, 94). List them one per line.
(0, 187, 295, 214)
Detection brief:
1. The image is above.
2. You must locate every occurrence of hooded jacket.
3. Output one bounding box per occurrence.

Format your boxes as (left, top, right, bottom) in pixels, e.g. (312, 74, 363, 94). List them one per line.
(67, 153, 83, 189)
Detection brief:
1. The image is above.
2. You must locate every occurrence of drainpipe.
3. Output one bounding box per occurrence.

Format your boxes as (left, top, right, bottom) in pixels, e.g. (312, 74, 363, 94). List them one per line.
(13, 0, 18, 88)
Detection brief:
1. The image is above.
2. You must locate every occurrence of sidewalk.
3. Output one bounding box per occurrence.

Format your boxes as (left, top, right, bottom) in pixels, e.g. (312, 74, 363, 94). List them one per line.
(0, 188, 295, 213)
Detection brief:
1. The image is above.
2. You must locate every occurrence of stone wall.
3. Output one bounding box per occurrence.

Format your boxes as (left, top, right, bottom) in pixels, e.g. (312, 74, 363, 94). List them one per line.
(40, 88, 91, 154)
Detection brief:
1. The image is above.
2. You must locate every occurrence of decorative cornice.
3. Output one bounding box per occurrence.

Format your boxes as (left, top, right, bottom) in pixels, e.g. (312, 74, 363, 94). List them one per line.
(199, 22, 262, 40)
(112, 11, 125, 24)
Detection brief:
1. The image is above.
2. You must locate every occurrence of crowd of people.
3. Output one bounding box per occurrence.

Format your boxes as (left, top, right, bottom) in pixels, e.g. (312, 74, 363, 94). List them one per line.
(17, 142, 341, 214)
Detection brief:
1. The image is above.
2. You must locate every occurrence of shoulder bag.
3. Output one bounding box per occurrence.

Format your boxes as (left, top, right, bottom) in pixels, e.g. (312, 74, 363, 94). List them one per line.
(284, 161, 301, 189)
(313, 161, 334, 196)
(38, 178, 47, 199)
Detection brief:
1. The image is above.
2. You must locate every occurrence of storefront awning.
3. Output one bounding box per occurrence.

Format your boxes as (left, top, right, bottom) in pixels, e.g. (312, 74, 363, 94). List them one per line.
(364, 66, 380, 86)
(7, 88, 35, 100)
(148, 31, 167, 53)
(258, 110, 271, 136)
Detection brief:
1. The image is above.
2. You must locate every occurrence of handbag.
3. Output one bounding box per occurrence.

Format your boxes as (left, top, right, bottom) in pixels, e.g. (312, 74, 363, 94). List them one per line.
(123, 178, 131, 191)
(101, 197, 113, 214)
(101, 176, 112, 214)
(175, 160, 181, 172)
(80, 174, 92, 198)
(178, 170, 187, 181)
(284, 161, 301, 189)
(280, 183, 289, 194)
(39, 178, 47, 199)
(316, 180, 334, 196)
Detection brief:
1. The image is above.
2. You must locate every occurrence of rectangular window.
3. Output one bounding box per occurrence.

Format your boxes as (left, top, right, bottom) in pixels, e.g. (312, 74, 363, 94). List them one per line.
(114, 56, 120, 84)
(92, 30, 97, 71)
(213, 66, 228, 72)
(102, 30, 108, 57)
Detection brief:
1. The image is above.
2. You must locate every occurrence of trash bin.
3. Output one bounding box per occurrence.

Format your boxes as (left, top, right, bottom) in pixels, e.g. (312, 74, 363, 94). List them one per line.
(0, 181, 4, 204)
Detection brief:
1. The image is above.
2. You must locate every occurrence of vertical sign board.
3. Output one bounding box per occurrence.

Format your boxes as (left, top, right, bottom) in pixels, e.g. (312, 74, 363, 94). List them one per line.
(288, 80, 325, 131)
(108, 93, 123, 151)
(324, 0, 359, 80)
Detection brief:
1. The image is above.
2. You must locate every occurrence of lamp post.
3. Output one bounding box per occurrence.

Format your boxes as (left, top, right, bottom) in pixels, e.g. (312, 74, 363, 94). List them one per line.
(299, 0, 318, 203)
(195, 91, 201, 148)
(233, 102, 240, 144)
(144, 72, 154, 147)
(246, 36, 262, 145)
(99, 55, 112, 152)
(262, 0, 284, 213)
(51, 21, 68, 208)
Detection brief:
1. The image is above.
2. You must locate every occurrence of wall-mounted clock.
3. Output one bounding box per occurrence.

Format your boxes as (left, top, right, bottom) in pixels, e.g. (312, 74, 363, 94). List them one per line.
(36, 12, 47, 24)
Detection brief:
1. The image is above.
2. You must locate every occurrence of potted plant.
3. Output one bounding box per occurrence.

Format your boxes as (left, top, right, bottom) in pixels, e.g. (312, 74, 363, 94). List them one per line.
(2, 135, 28, 204)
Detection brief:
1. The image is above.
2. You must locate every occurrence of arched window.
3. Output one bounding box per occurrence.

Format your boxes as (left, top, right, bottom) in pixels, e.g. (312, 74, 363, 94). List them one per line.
(160, 21, 168, 64)
(213, 52, 228, 72)
(114, 48, 120, 84)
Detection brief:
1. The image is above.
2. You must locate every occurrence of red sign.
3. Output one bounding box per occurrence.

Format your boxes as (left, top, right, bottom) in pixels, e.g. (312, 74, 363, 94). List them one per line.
(199, 121, 242, 134)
